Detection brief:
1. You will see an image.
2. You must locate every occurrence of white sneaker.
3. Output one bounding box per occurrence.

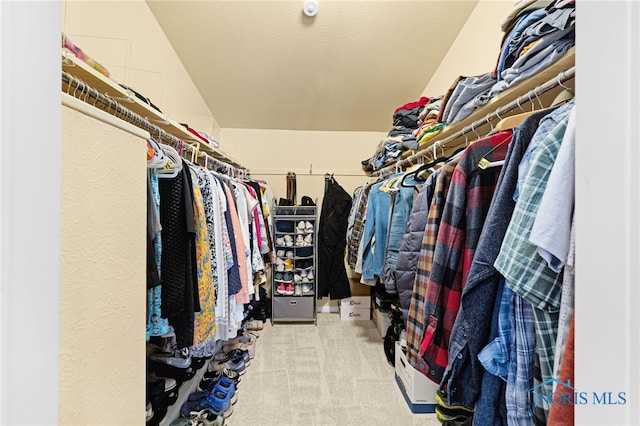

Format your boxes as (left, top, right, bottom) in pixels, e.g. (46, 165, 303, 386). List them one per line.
(295, 235, 305, 246)
(305, 221, 314, 232)
(302, 283, 312, 293)
(304, 234, 313, 246)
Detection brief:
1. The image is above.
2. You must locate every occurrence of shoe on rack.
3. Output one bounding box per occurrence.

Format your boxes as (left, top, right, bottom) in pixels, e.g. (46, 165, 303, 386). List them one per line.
(282, 272, 293, 282)
(283, 235, 293, 247)
(285, 250, 294, 258)
(294, 284, 302, 296)
(283, 259, 294, 271)
(285, 284, 294, 296)
(305, 221, 314, 232)
(306, 269, 314, 280)
(276, 236, 285, 246)
(294, 274, 302, 283)
(301, 277, 309, 283)
(302, 283, 312, 293)
(295, 235, 305, 247)
(296, 221, 306, 233)
(276, 250, 285, 257)
(299, 269, 307, 278)
(276, 283, 286, 295)
(304, 234, 313, 246)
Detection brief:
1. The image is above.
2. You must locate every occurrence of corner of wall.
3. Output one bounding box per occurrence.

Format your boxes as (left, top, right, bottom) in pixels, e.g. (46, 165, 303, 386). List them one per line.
(420, 0, 513, 97)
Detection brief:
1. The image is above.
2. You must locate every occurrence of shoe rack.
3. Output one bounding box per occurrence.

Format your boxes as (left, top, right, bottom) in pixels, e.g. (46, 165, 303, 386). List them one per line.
(271, 205, 317, 324)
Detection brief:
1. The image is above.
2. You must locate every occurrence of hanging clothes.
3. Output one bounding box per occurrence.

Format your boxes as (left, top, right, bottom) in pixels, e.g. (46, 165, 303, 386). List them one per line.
(159, 161, 199, 350)
(405, 159, 459, 374)
(147, 169, 170, 339)
(438, 107, 556, 423)
(317, 176, 352, 300)
(188, 165, 217, 357)
(394, 171, 437, 320)
(419, 130, 512, 384)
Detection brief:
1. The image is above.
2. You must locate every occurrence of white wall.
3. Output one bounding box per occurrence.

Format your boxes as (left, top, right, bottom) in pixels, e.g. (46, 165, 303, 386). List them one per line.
(62, 0, 222, 139)
(0, 2, 61, 424)
(421, 0, 514, 97)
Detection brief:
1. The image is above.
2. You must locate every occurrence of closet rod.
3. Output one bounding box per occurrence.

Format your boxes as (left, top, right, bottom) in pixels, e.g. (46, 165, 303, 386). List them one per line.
(372, 66, 576, 177)
(61, 71, 246, 174)
(62, 71, 184, 147)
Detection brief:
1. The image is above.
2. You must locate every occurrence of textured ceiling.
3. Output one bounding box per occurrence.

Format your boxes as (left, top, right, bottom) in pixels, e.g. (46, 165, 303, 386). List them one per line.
(147, 0, 478, 132)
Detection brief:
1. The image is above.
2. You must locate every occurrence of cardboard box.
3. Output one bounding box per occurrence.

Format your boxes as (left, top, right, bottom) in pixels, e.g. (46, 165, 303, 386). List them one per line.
(349, 278, 371, 297)
(339, 306, 370, 321)
(394, 341, 438, 413)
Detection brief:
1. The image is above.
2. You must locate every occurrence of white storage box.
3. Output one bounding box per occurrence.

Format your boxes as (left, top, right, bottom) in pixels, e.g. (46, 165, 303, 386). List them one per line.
(394, 341, 438, 413)
(339, 306, 370, 321)
(339, 296, 371, 321)
(340, 295, 371, 309)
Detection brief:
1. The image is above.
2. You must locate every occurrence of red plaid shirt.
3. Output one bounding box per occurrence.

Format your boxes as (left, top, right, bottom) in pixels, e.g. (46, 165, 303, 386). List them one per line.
(419, 131, 512, 383)
(406, 160, 458, 374)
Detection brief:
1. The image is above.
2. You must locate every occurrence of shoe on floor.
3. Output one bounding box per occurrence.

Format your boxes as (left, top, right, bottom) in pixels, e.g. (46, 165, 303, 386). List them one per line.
(207, 356, 246, 375)
(244, 320, 264, 331)
(180, 390, 233, 419)
(149, 351, 192, 369)
(188, 376, 238, 405)
(146, 402, 154, 423)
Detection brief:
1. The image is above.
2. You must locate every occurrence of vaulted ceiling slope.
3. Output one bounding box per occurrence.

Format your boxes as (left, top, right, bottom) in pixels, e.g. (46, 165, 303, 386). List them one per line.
(147, 0, 478, 132)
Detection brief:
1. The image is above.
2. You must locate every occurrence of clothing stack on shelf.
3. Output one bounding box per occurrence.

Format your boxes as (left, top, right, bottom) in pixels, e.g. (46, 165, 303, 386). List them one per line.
(361, 96, 445, 173)
(361, 0, 575, 174)
(145, 140, 276, 425)
(439, 0, 575, 127)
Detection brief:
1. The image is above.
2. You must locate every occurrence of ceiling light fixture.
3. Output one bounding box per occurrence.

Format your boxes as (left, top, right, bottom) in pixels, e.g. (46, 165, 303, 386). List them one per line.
(303, 0, 319, 17)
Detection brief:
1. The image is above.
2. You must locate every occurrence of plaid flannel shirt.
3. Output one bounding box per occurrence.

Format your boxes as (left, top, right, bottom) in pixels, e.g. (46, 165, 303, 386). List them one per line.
(347, 183, 373, 269)
(406, 161, 458, 374)
(494, 113, 571, 407)
(419, 131, 512, 383)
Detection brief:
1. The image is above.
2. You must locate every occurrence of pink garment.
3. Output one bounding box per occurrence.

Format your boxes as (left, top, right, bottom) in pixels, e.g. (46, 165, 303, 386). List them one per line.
(243, 184, 263, 245)
(223, 184, 250, 305)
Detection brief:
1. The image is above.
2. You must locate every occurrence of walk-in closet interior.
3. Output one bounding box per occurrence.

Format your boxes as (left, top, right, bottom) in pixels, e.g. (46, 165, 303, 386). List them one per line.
(1, 1, 639, 426)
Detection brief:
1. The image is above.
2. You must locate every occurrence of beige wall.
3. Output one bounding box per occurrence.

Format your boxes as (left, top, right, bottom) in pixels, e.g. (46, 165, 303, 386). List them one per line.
(221, 128, 384, 203)
(421, 0, 514, 97)
(60, 106, 146, 424)
(62, 0, 221, 139)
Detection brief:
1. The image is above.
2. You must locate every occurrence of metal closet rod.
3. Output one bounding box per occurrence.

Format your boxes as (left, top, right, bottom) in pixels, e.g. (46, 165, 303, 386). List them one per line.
(61, 71, 245, 174)
(373, 66, 576, 177)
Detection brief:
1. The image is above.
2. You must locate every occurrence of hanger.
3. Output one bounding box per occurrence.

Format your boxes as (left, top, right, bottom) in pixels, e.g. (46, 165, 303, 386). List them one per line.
(400, 146, 464, 188)
(157, 144, 182, 178)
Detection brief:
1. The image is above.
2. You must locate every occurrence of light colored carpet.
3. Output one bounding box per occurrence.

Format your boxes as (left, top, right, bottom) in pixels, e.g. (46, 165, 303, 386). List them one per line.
(226, 312, 441, 426)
